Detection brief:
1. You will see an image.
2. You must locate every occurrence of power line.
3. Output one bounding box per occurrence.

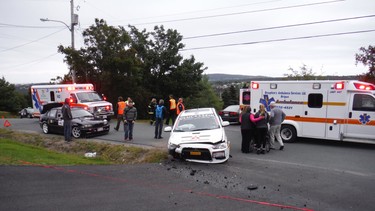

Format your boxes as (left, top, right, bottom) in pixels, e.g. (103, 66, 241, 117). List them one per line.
(183, 14, 375, 40)
(181, 29, 375, 51)
(3, 52, 60, 70)
(0, 22, 64, 29)
(0, 28, 66, 53)
(133, 0, 345, 25)
(113, 0, 284, 23)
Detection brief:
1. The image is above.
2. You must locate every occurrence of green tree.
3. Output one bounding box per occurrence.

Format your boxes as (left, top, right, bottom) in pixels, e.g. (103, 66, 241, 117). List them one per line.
(129, 25, 206, 99)
(284, 64, 324, 80)
(185, 76, 223, 111)
(355, 45, 375, 83)
(221, 88, 230, 108)
(58, 19, 207, 118)
(58, 19, 141, 102)
(0, 77, 27, 113)
(228, 85, 238, 105)
(221, 85, 239, 108)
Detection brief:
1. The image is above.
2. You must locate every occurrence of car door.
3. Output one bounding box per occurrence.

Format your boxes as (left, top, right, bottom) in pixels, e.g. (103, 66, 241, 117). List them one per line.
(47, 109, 61, 133)
(344, 93, 375, 142)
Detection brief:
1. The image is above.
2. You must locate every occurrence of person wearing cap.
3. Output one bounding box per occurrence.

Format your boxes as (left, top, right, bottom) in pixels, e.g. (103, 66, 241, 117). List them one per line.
(269, 101, 286, 150)
(123, 100, 137, 141)
(62, 98, 73, 142)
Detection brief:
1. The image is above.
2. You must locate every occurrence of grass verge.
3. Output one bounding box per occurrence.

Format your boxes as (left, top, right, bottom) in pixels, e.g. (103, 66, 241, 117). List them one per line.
(0, 128, 168, 165)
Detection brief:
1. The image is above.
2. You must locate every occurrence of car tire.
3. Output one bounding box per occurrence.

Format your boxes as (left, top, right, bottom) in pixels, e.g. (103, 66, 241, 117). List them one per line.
(71, 126, 81, 138)
(280, 125, 297, 143)
(42, 123, 49, 134)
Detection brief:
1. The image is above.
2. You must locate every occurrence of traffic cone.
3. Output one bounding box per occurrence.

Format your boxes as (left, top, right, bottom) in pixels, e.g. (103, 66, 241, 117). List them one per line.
(4, 120, 11, 127)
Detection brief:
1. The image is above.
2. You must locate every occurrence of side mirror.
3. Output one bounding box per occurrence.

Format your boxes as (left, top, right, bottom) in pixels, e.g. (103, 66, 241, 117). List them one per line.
(164, 126, 172, 132)
(222, 121, 230, 127)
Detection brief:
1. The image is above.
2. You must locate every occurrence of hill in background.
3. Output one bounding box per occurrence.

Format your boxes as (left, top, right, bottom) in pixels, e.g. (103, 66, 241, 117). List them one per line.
(14, 74, 359, 93)
(206, 73, 359, 82)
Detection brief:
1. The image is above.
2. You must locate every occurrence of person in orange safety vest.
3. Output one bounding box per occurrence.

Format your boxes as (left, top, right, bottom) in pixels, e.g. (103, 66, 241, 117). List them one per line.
(165, 94, 176, 126)
(176, 97, 185, 116)
(114, 96, 126, 131)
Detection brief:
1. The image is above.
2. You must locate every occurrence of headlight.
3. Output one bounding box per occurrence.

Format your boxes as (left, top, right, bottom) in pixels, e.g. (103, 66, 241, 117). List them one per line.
(168, 143, 178, 150)
(212, 142, 227, 149)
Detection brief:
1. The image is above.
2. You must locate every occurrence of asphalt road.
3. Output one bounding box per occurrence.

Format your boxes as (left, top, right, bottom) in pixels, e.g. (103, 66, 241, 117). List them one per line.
(1, 118, 375, 211)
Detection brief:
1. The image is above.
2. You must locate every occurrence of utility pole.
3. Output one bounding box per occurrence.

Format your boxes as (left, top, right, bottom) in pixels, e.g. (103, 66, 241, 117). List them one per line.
(40, 0, 78, 83)
(70, 0, 77, 83)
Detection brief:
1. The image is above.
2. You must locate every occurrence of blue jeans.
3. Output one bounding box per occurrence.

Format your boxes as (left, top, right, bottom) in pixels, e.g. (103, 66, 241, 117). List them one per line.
(124, 121, 134, 140)
(154, 118, 163, 138)
(63, 119, 72, 141)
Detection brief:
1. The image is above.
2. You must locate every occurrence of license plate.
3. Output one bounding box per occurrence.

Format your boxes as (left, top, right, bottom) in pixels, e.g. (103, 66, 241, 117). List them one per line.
(190, 151, 201, 156)
(102, 115, 107, 119)
(97, 127, 103, 131)
(224, 114, 229, 116)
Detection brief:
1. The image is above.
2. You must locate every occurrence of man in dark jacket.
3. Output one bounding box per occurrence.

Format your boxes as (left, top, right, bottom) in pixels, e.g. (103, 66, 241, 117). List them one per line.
(62, 98, 73, 142)
(123, 100, 137, 141)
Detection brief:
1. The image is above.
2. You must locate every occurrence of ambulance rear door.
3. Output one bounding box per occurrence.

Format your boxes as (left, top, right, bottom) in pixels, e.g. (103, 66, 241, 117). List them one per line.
(300, 90, 328, 139)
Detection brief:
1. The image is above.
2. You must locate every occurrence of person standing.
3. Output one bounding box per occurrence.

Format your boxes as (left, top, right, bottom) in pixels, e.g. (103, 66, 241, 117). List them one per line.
(61, 98, 73, 142)
(114, 96, 126, 131)
(239, 106, 264, 153)
(269, 102, 286, 150)
(125, 97, 134, 106)
(176, 97, 185, 116)
(154, 99, 167, 139)
(148, 98, 157, 125)
(165, 95, 176, 125)
(123, 100, 137, 141)
(254, 104, 269, 154)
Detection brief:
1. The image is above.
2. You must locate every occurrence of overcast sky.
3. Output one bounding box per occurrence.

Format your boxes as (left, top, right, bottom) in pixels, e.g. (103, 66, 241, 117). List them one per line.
(1, 0, 374, 84)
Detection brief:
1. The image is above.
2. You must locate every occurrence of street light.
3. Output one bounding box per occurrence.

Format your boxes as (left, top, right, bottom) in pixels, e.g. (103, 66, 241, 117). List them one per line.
(40, 0, 78, 83)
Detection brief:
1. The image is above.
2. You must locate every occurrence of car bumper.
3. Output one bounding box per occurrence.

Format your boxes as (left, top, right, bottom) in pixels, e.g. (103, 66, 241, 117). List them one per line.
(81, 125, 110, 136)
(221, 116, 239, 123)
(168, 143, 230, 164)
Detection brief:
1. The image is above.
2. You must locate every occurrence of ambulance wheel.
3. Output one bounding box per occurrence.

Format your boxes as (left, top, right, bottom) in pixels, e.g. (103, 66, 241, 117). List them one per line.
(42, 123, 49, 134)
(281, 125, 297, 143)
(71, 126, 81, 138)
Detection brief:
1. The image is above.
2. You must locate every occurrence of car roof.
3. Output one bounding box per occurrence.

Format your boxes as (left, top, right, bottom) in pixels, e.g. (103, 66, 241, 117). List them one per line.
(180, 108, 216, 116)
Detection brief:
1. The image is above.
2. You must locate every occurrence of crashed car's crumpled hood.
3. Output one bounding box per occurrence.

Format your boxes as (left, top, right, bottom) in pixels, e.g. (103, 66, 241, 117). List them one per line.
(169, 128, 224, 145)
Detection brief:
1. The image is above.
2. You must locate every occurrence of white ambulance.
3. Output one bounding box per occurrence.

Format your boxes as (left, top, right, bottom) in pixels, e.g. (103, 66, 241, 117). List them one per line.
(250, 80, 375, 144)
(31, 83, 114, 120)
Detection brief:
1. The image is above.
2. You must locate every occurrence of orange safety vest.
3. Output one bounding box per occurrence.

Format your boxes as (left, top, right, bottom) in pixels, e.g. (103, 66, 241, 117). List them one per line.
(117, 101, 126, 115)
(169, 99, 176, 110)
(176, 102, 185, 115)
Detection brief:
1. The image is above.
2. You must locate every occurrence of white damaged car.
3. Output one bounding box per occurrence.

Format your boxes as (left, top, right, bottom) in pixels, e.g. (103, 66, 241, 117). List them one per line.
(164, 108, 230, 164)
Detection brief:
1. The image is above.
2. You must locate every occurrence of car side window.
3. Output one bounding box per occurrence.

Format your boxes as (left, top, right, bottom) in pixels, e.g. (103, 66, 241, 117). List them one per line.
(48, 109, 57, 118)
(353, 94, 375, 111)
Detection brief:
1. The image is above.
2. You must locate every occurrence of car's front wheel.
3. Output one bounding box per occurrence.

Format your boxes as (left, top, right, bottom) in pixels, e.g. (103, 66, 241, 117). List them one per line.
(42, 123, 49, 134)
(71, 126, 81, 138)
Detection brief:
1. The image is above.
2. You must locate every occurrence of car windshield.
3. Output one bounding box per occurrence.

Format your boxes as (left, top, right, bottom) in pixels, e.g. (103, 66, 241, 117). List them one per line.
(174, 114, 220, 132)
(76, 92, 103, 102)
(72, 109, 93, 118)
